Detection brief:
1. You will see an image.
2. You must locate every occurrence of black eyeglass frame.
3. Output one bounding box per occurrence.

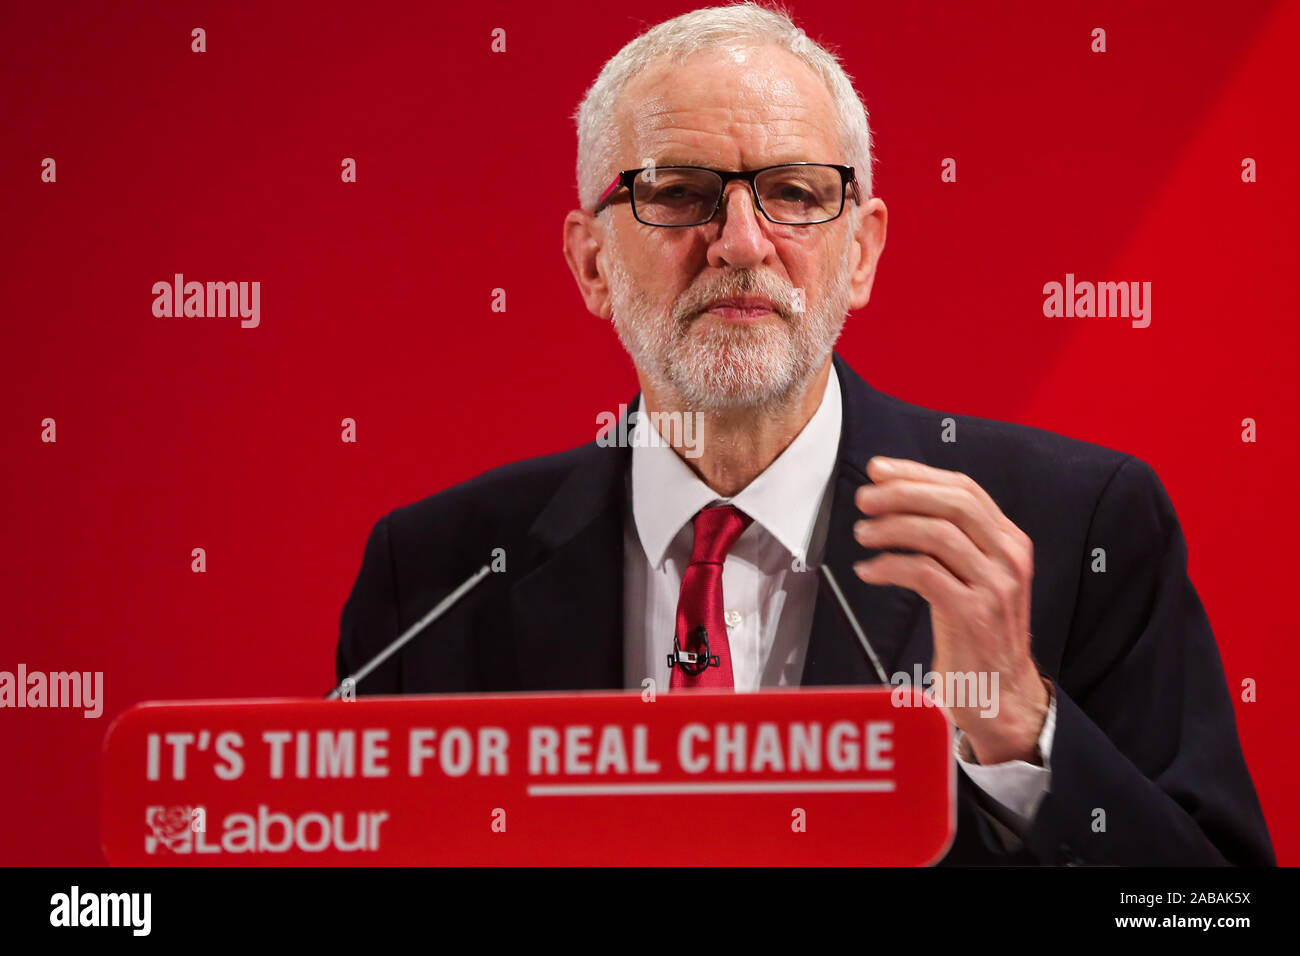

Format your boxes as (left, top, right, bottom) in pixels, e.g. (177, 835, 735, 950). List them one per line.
(591, 162, 862, 227)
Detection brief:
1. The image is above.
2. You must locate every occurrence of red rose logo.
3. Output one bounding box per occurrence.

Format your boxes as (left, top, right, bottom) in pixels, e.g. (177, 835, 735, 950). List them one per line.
(145, 805, 193, 853)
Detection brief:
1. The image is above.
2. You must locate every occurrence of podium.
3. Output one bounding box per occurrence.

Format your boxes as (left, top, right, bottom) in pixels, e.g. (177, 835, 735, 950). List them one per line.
(102, 687, 954, 865)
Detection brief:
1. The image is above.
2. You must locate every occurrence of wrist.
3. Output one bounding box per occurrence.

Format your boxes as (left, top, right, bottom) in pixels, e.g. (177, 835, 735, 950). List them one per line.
(965, 673, 1051, 765)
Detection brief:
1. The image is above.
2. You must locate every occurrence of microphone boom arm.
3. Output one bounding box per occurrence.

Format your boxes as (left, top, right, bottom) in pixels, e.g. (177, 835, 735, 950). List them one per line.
(326, 563, 493, 699)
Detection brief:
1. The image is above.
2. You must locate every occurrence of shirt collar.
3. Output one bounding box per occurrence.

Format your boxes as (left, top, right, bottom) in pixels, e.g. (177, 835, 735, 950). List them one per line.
(630, 365, 843, 569)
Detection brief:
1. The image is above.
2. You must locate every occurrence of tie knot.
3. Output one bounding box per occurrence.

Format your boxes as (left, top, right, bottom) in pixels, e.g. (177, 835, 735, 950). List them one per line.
(689, 505, 752, 565)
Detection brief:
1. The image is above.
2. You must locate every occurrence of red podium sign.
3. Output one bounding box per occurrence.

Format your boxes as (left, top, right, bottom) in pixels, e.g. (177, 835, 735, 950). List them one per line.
(103, 687, 954, 865)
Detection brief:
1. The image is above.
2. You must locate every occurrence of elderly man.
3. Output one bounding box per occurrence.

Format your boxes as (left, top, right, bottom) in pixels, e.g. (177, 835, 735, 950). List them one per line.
(338, 2, 1273, 865)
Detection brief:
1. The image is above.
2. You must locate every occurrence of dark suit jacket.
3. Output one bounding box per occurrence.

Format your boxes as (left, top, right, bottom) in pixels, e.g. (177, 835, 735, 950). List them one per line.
(337, 351, 1275, 865)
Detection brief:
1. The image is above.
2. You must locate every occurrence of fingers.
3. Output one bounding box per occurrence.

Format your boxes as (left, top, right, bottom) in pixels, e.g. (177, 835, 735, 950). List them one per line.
(865, 457, 1010, 528)
(853, 550, 967, 609)
(856, 474, 1007, 560)
(857, 457, 1029, 573)
(853, 513, 987, 586)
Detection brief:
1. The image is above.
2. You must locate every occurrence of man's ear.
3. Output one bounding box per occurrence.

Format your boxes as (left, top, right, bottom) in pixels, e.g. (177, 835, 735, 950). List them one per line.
(563, 209, 613, 319)
(847, 196, 887, 312)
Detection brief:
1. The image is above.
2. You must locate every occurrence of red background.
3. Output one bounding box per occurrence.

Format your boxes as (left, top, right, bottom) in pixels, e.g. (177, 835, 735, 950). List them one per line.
(1, 0, 1296, 864)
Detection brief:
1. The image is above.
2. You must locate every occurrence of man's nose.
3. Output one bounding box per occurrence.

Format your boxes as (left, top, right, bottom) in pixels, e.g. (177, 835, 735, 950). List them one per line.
(707, 182, 772, 270)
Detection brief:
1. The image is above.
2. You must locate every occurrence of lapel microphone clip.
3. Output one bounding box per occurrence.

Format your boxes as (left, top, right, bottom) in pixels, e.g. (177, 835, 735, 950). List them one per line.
(667, 625, 720, 676)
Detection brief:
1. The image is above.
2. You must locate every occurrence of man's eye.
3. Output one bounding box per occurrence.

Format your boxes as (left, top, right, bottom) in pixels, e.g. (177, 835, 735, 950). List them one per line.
(773, 184, 814, 203)
(656, 185, 707, 202)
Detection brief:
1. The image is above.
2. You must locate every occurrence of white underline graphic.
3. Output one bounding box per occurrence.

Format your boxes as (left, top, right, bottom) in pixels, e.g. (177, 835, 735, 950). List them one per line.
(527, 780, 895, 796)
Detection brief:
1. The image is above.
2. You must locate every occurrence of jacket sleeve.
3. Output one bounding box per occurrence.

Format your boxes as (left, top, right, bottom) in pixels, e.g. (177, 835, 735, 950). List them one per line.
(1012, 456, 1274, 865)
(336, 514, 403, 695)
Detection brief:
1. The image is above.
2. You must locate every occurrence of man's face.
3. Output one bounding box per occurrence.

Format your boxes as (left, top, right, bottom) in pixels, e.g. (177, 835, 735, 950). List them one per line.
(600, 44, 860, 411)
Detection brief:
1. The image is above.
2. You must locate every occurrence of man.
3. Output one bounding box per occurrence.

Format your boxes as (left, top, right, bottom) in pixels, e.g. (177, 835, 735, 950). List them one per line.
(337, 3, 1273, 865)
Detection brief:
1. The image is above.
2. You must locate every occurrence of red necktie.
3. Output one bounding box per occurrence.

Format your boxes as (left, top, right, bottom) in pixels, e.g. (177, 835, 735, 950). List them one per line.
(670, 505, 753, 690)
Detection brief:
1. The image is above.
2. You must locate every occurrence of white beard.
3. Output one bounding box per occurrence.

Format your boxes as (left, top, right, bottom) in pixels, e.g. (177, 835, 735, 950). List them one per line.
(604, 226, 855, 411)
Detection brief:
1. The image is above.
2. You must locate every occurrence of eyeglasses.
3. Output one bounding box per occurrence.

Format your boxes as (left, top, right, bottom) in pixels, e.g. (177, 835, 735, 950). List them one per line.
(592, 163, 861, 227)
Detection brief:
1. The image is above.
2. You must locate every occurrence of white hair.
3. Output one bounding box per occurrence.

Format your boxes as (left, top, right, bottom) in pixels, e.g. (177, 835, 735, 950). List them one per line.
(572, 1, 875, 214)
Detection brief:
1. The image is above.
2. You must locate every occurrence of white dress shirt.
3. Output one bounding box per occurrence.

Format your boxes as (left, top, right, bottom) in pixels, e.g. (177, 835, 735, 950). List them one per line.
(620, 366, 1056, 848)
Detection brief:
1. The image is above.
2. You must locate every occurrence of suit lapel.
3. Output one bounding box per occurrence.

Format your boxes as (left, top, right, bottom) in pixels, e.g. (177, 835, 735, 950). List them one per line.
(508, 423, 631, 691)
(801, 353, 929, 687)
